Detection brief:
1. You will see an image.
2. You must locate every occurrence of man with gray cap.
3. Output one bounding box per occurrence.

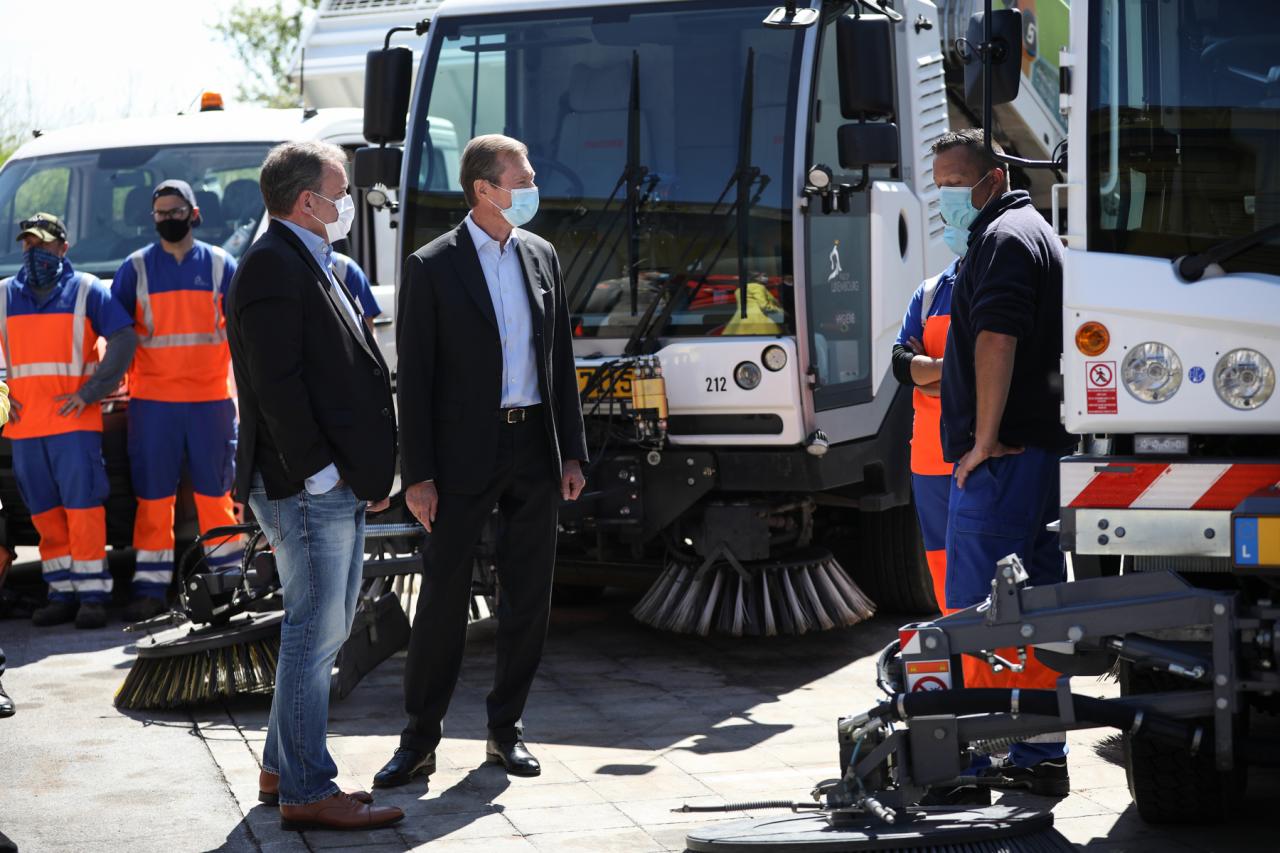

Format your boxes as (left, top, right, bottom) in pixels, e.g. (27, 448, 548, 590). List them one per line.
(111, 180, 242, 622)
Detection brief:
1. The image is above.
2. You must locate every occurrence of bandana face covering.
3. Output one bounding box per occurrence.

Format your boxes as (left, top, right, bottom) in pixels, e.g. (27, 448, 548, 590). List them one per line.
(24, 246, 64, 287)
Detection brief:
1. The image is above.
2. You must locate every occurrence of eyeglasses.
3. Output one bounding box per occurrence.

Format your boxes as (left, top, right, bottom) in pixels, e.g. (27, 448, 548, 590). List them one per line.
(152, 206, 191, 221)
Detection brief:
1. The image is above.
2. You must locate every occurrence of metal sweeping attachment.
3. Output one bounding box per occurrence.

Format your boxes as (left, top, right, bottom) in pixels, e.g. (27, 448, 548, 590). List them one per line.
(115, 612, 282, 710)
(632, 545, 874, 636)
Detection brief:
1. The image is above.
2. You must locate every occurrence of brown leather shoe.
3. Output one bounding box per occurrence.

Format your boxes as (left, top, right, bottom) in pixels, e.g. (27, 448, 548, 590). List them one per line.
(280, 792, 403, 832)
(258, 770, 373, 807)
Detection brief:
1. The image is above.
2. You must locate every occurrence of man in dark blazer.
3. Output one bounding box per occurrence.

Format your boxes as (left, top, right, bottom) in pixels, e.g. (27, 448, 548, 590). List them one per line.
(375, 134, 587, 788)
(227, 141, 402, 832)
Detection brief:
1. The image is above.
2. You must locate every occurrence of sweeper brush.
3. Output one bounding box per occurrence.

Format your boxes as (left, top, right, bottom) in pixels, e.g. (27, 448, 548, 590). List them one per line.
(632, 545, 874, 636)
(115, 612, 282, 710)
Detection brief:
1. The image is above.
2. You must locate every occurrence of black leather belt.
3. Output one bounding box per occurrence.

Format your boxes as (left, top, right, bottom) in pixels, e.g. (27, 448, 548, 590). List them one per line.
(498, 404, 541, 424)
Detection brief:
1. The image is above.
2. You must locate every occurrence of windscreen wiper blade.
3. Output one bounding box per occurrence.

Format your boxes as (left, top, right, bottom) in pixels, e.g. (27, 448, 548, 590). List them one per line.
(623, 48, 767, 355)
(565, 52, 658, 315)
(1175, 220, 1280, 282)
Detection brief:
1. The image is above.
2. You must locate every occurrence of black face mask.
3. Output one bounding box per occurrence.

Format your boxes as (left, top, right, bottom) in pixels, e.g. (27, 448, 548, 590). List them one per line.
(156, 217, 192, 243)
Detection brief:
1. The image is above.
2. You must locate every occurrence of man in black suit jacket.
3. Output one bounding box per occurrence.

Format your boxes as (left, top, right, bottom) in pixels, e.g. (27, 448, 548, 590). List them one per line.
(375, 134, 587, 788)
(227, 141, 402, 832)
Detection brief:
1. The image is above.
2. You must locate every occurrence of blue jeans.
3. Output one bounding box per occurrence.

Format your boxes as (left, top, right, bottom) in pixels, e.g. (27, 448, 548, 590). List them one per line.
(248, 475, 365, 806)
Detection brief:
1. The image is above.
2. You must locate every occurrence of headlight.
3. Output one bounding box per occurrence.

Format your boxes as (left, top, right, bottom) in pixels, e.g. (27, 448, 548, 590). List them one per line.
(1214, 348, 1274, 410)
(1122, 342, 1182, 403)
(762, 345, 788, 372)
(734, 361, 762, 390)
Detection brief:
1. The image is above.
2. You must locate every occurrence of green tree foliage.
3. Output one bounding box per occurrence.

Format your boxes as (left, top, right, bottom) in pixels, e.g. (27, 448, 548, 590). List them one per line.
(214, 0, 323, 108)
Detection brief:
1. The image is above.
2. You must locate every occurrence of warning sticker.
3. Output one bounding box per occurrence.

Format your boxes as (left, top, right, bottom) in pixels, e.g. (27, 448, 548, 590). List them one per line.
(1086, 361, 1117, 414)
(905, 660, 952, 692)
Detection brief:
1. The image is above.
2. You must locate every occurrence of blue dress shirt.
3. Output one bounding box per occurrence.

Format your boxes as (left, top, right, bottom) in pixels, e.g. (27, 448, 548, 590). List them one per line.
(464, 213, 541, 408)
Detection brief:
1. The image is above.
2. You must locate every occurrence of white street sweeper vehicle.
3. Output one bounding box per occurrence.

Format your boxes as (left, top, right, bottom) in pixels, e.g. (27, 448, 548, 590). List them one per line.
(350, 0, 1063, 633)
(678, 0, 1280, 847)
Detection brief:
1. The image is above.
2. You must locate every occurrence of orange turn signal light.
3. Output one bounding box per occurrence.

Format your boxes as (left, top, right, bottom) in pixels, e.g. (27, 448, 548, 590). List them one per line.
(1075, 321, 1110, 356)
(201, 91, 225, 112)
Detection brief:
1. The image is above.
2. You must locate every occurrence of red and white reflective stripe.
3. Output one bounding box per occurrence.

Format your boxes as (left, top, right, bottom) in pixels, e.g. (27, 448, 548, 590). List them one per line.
(1063, 462, 1280, 511)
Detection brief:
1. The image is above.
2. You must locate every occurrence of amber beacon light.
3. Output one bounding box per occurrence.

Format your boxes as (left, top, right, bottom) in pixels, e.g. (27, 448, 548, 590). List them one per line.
(1075, 321, 1110, 356)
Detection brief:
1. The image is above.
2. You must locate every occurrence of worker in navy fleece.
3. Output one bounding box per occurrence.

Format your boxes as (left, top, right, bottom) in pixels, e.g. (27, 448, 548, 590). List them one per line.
(932, 129, 1074, 794)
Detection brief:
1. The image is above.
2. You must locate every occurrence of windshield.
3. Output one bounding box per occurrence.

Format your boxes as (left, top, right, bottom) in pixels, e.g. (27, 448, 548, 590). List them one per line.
(403, 1, 803, 339)
(0, 143, 273, 280)
(1087, 0, 1280, 276)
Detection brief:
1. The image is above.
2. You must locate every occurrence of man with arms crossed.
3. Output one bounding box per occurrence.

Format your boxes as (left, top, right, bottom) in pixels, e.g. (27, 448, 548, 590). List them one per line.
(376, 134, 587, 788)
(227, 141, 401, 831)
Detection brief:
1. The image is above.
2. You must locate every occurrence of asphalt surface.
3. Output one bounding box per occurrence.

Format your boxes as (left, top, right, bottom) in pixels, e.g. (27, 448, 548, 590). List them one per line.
(2, 573, 1279, 852)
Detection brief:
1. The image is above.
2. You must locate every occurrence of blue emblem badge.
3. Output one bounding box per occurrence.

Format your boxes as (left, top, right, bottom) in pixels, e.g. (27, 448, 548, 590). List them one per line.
(1189, 366, 1205, 384)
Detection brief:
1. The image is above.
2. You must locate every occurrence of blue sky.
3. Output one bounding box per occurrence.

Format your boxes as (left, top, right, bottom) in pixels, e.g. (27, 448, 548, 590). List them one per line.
(0, 0, 265, 135)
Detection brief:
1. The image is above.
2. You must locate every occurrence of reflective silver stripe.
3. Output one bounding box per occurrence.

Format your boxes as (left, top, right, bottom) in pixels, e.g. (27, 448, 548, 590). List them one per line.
(209, 245, 229, 344)
(72, 577, 112, 593)
(147, 332, 227, 348)
(42, 556, 72, 573)
(135, 549, 174, 564)
(130, 250, 155, 341)
(72, 558, 108, 576)
(48, 579, 77, 592)
(132, 569, 172, 585)
(8, 362, 98, 379)
(69, 273, 90, 370)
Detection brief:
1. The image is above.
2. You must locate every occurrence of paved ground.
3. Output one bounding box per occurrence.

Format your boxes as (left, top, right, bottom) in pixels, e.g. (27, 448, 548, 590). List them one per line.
(2, 580, 1278, 853)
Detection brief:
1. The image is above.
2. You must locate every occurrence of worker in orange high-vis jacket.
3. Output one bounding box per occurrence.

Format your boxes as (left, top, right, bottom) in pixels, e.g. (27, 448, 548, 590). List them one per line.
(892, 257, 959, 613)
(1, 213, 137, 629)
(111, 181, 240, 622)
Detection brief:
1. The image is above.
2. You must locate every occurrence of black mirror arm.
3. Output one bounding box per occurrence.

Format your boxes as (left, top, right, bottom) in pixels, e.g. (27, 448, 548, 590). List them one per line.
(383, 18, 430, 51)
(979, 0, 1061, 172)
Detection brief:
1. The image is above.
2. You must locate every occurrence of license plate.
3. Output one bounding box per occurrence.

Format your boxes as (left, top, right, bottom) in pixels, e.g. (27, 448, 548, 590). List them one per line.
(577, 366, 633, 400)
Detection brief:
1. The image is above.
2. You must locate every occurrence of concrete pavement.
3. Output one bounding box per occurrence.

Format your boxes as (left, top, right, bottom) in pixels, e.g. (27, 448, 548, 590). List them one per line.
(2, 588, 1278, 852)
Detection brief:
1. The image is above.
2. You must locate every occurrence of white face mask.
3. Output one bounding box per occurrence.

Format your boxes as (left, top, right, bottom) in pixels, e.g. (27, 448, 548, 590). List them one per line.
(310, 191, 355, 243)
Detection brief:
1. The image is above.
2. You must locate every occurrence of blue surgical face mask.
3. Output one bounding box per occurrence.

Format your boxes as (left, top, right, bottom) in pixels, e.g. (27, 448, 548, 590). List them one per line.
(24, 246, 64, 287)
(937, 171, 994, 231)
(488, 182, 539, 228)
(942, 224, 969, 257)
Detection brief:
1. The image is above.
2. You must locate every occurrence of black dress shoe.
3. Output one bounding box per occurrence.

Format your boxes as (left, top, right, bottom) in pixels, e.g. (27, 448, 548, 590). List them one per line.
(486, 738, 541, 777)
(373, 747, 436, 789)
(0, 679, 13, 718)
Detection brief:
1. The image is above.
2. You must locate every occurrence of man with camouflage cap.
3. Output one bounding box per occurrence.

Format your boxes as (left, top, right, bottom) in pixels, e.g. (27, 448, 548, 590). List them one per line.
(0, 213, 136, 628)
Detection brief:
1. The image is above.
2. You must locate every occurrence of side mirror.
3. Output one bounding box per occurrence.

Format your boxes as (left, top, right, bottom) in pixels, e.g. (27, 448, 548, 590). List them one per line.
(838, 123, 900, 170)
(962, 8, 1023, 110)
(836, 14, 895, 119)
(363, 47, 414, 144)
(354, 146, 403, 190)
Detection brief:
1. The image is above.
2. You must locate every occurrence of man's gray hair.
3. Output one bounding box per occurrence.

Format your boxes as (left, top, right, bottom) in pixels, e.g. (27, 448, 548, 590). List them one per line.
(459, 134, 529, 208)
(259, 141, 348, 218)
(931, 128, 1005, 176)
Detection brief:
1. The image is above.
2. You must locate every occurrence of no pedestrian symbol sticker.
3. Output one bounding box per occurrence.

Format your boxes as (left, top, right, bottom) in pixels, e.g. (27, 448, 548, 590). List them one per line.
(1086, 361, 1117, 414)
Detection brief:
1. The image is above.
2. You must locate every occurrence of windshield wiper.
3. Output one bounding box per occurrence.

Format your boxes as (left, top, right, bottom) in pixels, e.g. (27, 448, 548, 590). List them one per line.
(624, 48, 767, 355)
(1175, 221, 1280, 282)
(565, 52, 659, 314)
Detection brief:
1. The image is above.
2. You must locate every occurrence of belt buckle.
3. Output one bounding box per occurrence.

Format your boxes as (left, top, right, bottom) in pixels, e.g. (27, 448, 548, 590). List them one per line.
(505, 408, 524, 424)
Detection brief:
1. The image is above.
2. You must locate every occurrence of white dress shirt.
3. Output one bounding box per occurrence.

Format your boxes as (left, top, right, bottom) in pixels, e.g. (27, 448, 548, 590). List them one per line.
(276, 218, 361, 495)
(465, 213, 542, 408)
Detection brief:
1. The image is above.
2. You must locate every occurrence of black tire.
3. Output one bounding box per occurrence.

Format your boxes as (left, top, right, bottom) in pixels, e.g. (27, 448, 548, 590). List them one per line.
(1120, 662, 1243, 824)
(831, 503, 936, 615)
